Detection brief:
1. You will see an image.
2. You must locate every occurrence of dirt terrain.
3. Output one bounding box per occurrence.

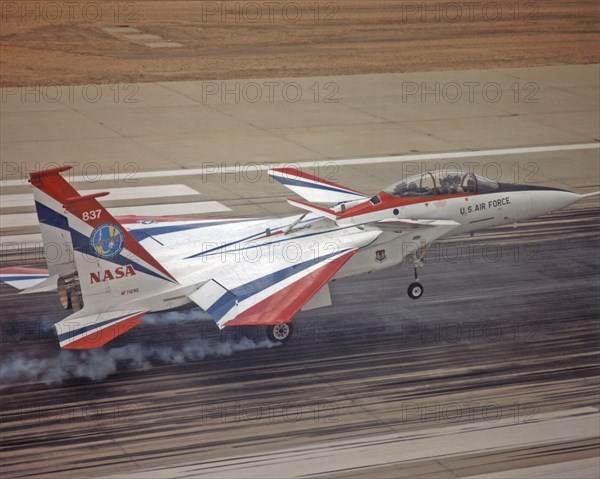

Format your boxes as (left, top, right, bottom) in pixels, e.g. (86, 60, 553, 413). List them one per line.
(1, 1, 598, 86)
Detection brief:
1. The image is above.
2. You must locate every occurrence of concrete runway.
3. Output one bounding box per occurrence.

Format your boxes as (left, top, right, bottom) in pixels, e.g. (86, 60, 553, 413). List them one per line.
(1, 65, 599, 478)
(2, 64, 598, 179)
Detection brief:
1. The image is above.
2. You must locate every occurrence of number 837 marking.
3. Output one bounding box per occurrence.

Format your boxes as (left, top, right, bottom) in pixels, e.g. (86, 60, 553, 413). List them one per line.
(82, 210, 102, 221)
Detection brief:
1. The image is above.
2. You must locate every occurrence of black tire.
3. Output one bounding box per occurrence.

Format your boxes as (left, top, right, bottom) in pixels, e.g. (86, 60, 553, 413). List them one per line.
(266, 322, 293, 343)
(407, 282, 424, 299)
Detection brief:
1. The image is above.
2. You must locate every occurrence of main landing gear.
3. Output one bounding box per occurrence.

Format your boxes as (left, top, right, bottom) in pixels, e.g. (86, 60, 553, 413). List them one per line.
(266, 322, 294, 343)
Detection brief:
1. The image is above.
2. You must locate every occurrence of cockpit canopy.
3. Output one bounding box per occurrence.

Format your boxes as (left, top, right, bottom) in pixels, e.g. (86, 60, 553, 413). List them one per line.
(383, 169, 499, 198)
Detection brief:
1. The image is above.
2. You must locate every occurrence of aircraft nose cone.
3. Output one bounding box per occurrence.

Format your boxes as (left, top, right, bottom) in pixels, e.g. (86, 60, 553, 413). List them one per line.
(530, 189, 582, 213)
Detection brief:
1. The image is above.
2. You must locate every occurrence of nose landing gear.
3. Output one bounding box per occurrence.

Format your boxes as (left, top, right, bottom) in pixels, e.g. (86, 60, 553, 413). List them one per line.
(408, 281, 424, 299)
(407, 263, 424, 300)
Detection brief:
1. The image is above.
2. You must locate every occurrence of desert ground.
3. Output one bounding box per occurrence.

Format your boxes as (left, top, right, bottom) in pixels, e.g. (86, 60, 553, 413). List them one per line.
(1, 0, 598, 86)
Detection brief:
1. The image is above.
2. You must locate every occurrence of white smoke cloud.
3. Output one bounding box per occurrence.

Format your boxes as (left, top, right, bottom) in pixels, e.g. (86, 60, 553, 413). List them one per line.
(143, 309, 212, 324)
(0, 337, 277, 387)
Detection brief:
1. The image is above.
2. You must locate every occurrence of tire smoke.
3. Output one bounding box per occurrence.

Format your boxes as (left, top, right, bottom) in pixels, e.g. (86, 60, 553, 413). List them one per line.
(0, 337, 277, 387)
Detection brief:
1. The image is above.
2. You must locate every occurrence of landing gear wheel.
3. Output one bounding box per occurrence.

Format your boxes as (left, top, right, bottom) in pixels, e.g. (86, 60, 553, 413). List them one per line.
(267, 322, 293, 343)
(408, 282, 424, 299)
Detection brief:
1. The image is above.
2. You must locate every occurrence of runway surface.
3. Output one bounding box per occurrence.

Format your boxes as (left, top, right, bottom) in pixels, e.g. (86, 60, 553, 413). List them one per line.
(0, 197, 598, 478)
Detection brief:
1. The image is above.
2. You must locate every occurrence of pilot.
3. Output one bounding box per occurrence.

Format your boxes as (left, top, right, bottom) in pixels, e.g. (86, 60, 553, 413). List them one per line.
(465, 177, 476, 193)
(402, 182, 418, 197)
(440, 175, 456, 195)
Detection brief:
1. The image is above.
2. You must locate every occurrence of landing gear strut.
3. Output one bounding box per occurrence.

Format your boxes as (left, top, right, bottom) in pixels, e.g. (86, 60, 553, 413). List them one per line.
(407, 263, 424, 300)
(266, 322, 293, 343)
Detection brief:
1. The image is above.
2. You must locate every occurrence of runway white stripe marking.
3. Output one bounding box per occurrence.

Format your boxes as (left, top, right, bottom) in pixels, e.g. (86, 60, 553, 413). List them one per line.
(94, 407, 599, 479)
(0, 202, 231, 229)
(2, 143, 596, 187)
(1, 185, 200, 208)
(462, 457, 599, 479)
(0, 234, 42, 247)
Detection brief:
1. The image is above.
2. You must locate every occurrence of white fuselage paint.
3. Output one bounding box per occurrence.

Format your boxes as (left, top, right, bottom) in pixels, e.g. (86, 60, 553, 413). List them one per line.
(110, 188, 584, 315)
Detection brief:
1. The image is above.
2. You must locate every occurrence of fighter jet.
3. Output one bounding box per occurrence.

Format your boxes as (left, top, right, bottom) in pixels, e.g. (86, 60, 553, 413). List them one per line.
(1, 166, 596, 349)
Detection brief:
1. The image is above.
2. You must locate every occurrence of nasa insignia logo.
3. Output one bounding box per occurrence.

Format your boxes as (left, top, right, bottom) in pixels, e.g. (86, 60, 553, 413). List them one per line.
(90, 223, 124, 258)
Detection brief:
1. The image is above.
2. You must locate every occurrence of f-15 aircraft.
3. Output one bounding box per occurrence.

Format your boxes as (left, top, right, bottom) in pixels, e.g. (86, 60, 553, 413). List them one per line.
(1, 166, 596, 349)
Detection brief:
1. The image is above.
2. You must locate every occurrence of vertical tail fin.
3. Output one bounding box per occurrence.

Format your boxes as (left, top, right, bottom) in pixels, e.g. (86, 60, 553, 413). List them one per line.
(29, 167, 79, 279)
(63, 191, 178, 313)
(29, 167, 179, 349)
(29, 167, 178, 315)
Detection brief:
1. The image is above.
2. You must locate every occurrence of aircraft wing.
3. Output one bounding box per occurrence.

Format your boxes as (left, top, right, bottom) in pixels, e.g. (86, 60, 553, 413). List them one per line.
(376, 219, 462, 256)
(188, 230, 379, 329)
(286, 196, 461, 235)
(375, 218, 461, 231)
